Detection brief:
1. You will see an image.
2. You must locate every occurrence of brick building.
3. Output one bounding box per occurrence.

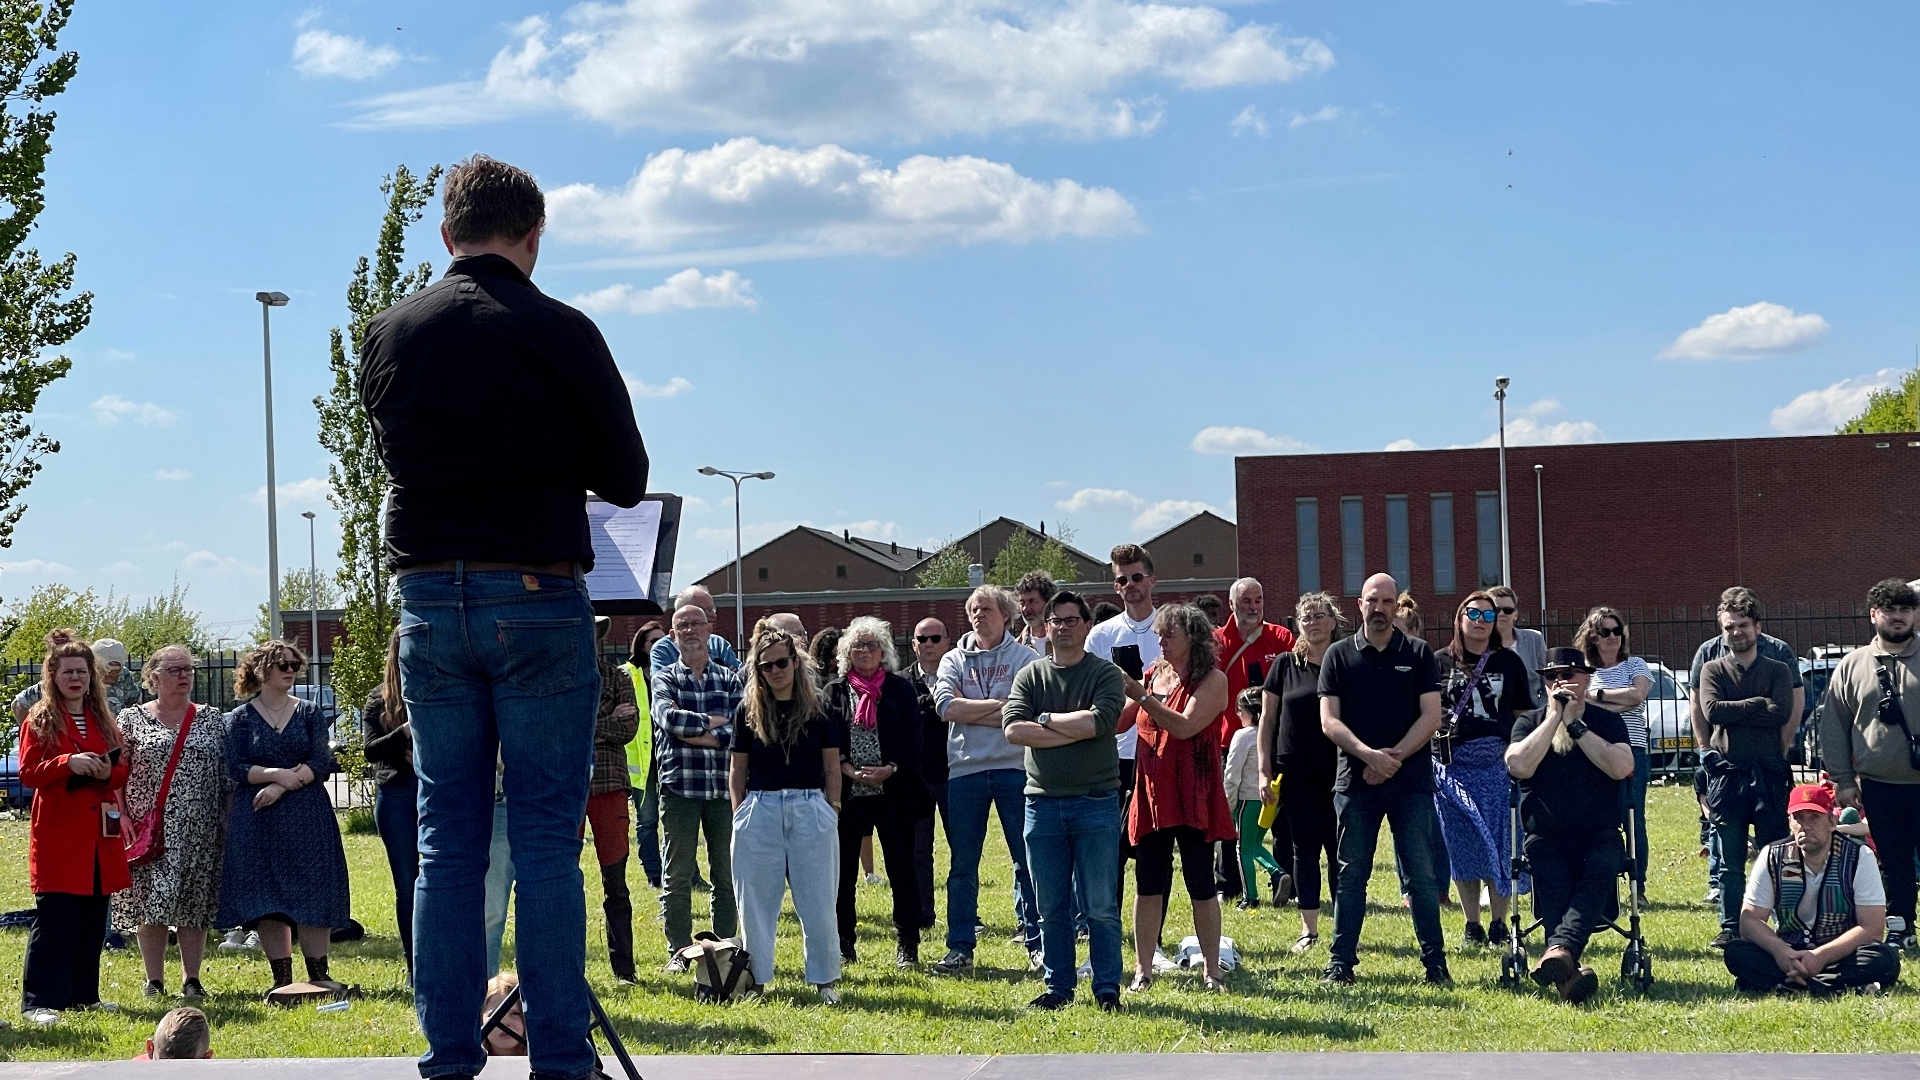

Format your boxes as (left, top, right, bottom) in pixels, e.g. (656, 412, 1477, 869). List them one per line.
(1141, 511, 1238, 577)
(1233, 433, 1920, 652)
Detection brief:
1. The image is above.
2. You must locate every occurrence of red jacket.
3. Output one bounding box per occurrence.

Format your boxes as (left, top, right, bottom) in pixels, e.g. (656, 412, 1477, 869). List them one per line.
(19, 706, 130, 896)
(1212, 620, 1297, 747)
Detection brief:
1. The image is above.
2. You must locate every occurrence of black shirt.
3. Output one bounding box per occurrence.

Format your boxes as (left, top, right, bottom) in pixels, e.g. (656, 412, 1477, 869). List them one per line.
(1317, 629, 1442, 794)
(360, 687, 415, 788)
(359, 254, 649, 570)
(1437, 646, 1535, 745)
(726, 698, 844, 791)
(1511, 702, 1628, 839)
(1265, 653, 1335, 780)
(907, 665, 949, 785)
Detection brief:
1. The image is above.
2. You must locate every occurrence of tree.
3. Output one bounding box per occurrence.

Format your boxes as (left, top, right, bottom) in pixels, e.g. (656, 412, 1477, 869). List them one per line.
(116, 579, 213, 658)
(250, 568, 344, 644)
(915, 539, 974, 588)
(0, 1, 89, 551)
(314, 164, 441, 721)
(986, 522, 1081, 587)
(1838, 367, 1920, 435)
(0, 582, 116, 667)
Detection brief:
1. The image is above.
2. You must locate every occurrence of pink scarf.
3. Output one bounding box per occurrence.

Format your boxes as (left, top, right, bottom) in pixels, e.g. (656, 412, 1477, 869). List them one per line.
(847, 667, 887, 730)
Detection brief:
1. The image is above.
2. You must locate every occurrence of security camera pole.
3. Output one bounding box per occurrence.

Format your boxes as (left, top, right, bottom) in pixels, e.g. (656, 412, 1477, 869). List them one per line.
(257, 290, 291, 641)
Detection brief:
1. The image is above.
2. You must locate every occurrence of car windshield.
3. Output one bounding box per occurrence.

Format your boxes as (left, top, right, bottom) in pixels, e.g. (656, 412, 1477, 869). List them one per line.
(1650, 668, 1684, 700)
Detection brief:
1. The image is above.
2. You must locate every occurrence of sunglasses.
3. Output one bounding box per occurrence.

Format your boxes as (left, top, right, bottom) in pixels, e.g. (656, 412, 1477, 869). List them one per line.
(272, 661, 301, 673)
(849, 641, 881, 652)
(1496, 607, 1516, 616)
(1463, 608, 1498, 623)
(1114, 572, 1148, 586)
(757, 656, 793, 673)
(915, 635, 943, 644)
(1593, 625, 1622, 638)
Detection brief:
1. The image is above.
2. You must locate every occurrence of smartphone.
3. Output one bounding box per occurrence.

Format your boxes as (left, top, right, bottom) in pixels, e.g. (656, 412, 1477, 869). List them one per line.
(105, 747, 123, 765)
(1246, 660, 1264, 686)
(1112, 644, 1144, 681)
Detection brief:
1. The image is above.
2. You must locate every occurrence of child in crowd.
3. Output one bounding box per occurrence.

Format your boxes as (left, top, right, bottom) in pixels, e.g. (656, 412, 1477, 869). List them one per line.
(1223, 688, 1283, 909)
(135, 1007, 211, 1060)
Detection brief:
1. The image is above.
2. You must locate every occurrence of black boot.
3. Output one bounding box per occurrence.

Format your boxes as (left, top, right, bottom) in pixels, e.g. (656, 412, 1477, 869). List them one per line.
(305, 955, 331, 985)
(602, 858, 637, 983)
(269, 956, 294, 989)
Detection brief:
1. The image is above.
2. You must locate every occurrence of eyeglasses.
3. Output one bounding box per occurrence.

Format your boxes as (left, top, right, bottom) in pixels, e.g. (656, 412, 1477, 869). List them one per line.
(272, 661, 301, 673)
(757, 656, 793, 673)
(1463, 609, 1498, 623)
(1297, 611, 1331, 623)
(156, 665, 197, 676)
(915, 634, 943, 644)
(1593, 625, 1622, 638)
(1114, 572, 1148, 586)
(1496, 607, 1516, 616)
(1047, 616, 1085, 628)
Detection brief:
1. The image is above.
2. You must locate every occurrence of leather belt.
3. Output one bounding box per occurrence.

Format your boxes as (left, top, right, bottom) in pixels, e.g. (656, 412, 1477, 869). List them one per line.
(395, 559, 580, 578)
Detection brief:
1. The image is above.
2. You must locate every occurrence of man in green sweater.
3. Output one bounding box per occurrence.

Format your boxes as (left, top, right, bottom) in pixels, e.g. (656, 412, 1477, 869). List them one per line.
(1004, 589, 1128, 1013)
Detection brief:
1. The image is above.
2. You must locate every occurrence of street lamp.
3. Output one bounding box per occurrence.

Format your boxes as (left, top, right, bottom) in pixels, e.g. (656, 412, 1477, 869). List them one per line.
(302, 511, 319, 673)
(1494, 375, 1511, 589)
(697, 466, 776, 647)
(1533, 464, 1546, 622)
(257, 291, 290, 640)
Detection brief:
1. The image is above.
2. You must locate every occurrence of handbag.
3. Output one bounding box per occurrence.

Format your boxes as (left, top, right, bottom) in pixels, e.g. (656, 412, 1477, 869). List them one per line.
(125, 707, 194, 867)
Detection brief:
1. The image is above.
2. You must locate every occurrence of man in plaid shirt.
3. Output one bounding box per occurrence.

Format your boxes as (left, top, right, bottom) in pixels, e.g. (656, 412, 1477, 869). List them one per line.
(651, 604, 745, 968)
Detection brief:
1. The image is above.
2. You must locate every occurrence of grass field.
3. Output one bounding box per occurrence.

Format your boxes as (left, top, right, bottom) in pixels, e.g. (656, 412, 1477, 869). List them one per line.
(0, 781, 1913, 1060)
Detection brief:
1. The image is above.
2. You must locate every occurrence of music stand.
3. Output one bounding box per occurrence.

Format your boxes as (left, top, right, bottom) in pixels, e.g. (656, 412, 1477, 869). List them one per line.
(481, 982, 642, 1080)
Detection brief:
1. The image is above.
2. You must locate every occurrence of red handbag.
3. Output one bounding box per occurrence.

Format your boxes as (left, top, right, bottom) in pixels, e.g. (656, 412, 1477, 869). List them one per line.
(125, 708, 193, 868)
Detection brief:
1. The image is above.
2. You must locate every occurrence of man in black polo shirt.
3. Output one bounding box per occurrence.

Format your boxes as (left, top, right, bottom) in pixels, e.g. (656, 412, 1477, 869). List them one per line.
(1318, 573, 1447, 986)
(1506, 648, 1635, 1003)
(361, 155, 648, 1080)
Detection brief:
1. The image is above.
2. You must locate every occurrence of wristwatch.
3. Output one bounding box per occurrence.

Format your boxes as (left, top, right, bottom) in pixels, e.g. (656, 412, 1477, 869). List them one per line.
(1038, 713, 1053, 729)
(1566, 717, 1589, 741)
(1595, 687, 1607, 704)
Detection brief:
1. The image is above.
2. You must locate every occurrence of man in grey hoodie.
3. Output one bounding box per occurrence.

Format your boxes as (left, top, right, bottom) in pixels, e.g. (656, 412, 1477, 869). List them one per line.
(929, 585, 1044, 976)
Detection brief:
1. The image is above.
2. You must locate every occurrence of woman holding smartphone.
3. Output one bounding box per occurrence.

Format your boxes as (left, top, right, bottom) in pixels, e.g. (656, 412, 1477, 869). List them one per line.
(18, 630, 131, 1024)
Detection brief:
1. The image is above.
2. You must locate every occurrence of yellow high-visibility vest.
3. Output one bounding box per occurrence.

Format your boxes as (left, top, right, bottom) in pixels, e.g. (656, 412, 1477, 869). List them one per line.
(622, 662, 652, 791)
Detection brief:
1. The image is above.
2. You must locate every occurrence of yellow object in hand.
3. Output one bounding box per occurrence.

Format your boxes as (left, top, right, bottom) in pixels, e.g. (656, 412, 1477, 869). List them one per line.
(1256, 773, 1284, 829)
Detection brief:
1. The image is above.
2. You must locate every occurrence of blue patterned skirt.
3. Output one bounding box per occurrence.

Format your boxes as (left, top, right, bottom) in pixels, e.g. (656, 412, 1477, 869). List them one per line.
(1433, 736, 1528, 895)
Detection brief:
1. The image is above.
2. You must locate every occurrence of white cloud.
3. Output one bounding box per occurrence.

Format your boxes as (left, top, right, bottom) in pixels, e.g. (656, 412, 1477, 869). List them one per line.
(1384, 438, 1422, 451)
(548, 138, 1139, 266)
(1770, 369, 1904, 434)
(160, 541, 189, 553)
(1230, 105, 1269, 138)
(293, 29, 402, 80)
(681, 495, 712, 514)
(576, 270, 757, 315)
(1190, 425, 1312, 455)
(350, 0, 1334, 142)
(1288, 105, 1341, 127)
(1055, 487, 1145, 513)
(100, 560, 141, 575)
(92, 394, 176, 426)
(253, 477, 331, 508)
(1659, 301, 1830, 360)
(1475, 417, 1604, 447)
(0, 559, 72, 576)
(1133, 499, 1219, 534)
(623, 375, 694, 399)
(1517, 398, 1562, 419)
(181, 550, 257, 574)
(104, 348, 136, 360)
(154, 468, 192, 482)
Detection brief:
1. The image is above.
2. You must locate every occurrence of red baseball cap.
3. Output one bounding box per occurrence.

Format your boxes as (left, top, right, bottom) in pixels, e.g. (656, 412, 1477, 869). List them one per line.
(1787, 784, 1836, 816)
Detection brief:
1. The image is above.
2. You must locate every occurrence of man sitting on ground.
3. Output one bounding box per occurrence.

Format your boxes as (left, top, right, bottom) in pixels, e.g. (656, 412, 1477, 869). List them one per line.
(136, 1007, 212, 1060)
(1725, 783, 1900, 994)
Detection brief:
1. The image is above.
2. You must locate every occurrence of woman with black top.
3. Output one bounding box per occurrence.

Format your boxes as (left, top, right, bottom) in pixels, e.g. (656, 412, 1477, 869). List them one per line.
(728, 622, 844, 1004)
(826, 616, 930, 968)
(1434, 591, 1536, 947)
(1260, 592, 1343, 954)
(362, 632, 419, 976)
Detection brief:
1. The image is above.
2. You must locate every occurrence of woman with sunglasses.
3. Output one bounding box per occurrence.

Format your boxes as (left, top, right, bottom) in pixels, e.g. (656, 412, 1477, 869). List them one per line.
(215, 641, 351, 994)
(827, 617, 931, 967)
(728, 622, 845, 1003)
(116, 645, 228, 1000)
(1434, 591, 1535, 948)
(1574, 606, 1653, 891)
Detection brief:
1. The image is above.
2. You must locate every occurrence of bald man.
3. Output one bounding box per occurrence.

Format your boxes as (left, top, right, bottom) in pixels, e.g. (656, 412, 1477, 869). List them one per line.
(768, 612, 808, 645)
(907, 617, 953, 929)
(650, 586, 740, 671)
(1317, 573, 1447, 987)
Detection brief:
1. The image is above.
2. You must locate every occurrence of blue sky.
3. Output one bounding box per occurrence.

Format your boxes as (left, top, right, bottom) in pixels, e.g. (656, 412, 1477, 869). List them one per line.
(9, 0, 1918, 639)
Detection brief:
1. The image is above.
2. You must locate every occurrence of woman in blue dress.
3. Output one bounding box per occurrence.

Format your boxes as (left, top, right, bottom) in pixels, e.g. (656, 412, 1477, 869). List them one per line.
(215, 640, 351, 993)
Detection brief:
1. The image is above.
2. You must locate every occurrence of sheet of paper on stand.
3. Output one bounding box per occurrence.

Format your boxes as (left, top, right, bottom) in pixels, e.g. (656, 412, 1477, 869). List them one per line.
(585, 498, 664, 601)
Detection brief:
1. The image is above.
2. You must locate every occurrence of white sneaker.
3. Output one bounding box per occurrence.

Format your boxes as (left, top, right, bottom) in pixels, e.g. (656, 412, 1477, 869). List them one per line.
(217, 929, 248, 951)
(22, 1008, 57, 1026)
(815, 983, 841, 1006)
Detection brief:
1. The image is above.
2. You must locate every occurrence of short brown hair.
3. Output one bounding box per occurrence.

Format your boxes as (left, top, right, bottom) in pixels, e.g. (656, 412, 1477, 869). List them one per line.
(151, 1006, 210, 1059)
(443, 155, 545, 244)
(1014, 570, 1057, 601)
(1110, 544, 1153, 575)
(234, 639, 306, 699)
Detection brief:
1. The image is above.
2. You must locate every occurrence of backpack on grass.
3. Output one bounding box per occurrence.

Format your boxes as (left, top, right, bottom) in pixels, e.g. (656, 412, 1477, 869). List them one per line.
(676, 932, 757, 1003)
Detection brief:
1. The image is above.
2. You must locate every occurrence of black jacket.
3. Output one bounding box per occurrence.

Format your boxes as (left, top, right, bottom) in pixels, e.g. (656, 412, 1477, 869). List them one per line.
(359, 254, 649, 570)
(826, 673, 933, 818)
(360, 688, 415, 789)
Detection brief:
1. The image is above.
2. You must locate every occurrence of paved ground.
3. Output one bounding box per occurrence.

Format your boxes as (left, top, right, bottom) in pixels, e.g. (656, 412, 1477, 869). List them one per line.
(1, 1054, 1916, 1079)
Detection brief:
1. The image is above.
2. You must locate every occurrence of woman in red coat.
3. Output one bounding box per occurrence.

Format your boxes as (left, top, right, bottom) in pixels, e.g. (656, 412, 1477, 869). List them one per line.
(18, 630, 130, 1024)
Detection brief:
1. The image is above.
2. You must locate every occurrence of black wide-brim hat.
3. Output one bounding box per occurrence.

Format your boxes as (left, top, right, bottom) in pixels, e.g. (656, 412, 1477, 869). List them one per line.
(1538, 646, 1594, 674)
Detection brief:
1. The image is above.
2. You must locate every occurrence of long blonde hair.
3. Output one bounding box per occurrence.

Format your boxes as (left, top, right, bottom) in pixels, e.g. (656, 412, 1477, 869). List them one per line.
(26, 629, 121, 749)
(741, 620, 820, 753)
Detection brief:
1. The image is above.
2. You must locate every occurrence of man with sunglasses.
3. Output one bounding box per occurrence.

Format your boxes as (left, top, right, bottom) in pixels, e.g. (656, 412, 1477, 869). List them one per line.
(1818, 578, 1920, 950)
(908, 618, 952, 931)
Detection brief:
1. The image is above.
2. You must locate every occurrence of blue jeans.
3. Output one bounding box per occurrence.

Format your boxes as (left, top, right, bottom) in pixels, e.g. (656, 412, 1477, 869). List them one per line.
(1025, 792, 1122, 1000)
(1332, 785, 1446, 970)
(484, 793, 514, 977)
(944, 768, 1040, 952)
(374, 776, 421, 974)
(1622, 747, 1650, 883)
(400, 568, 599, 1080)
(732, 788, 841, 986)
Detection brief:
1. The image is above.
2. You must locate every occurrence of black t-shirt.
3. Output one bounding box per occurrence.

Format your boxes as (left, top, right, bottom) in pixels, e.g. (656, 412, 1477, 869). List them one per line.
(726, 698, 845, 791)
(1265, 653, 1336, 779)
(1437, 646, 1535, 745)
(1510, 702, 1628, 838)
(1317, 630, 1442, 794)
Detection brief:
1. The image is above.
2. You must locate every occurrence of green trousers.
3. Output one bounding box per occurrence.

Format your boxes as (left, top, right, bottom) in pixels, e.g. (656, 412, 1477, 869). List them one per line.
(1234, 798, 1282, 902)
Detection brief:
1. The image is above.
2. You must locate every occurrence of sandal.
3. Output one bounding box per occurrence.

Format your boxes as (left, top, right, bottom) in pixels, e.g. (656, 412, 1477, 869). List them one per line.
(1127, 971, 1154, 993)
(1291, 932, 1318, 954)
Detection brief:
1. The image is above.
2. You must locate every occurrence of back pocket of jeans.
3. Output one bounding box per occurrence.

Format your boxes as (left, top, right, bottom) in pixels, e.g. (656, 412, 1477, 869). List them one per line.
(497, 618, 584, 697)
(397, 621, 442, 700)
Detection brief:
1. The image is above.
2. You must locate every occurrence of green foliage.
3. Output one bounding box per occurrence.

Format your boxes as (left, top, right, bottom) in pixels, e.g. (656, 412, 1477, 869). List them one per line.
(0, 0, 88, 550)
(115, 578, 213, 658)
(915, 537, 974, 588)
(986, 523, 1081, 587)
(250, 568, 345, 644)
(1837, 367, 1920, 434)
(314, 164, 441, 726)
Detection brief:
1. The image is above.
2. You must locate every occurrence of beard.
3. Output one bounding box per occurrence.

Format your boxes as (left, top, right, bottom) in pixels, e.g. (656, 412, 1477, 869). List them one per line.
(1366, 612, 1392, 632)
(1881, 625, 1916, 645)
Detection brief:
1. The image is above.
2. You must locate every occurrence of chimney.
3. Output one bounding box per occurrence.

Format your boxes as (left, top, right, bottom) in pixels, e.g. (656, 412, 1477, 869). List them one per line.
(890, 541, 898, 555)
(1041, 520, 1046, 536)
(916, 547, 923, 559)
(843, 529, 850, 541)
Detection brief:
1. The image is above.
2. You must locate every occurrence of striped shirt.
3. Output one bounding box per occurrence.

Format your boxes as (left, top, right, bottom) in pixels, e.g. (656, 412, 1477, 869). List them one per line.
(1591, 656, 1651, 750)
(650, 660, 745, 801)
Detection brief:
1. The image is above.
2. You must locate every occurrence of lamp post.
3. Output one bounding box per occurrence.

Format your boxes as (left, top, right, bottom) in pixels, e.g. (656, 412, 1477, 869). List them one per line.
(302, 511, 319, 673)
(257, 291, 290, 640)
(697, 467, 776, 647)
(1533, 464, 1546, 623)
(1494, 375, 1511, 588)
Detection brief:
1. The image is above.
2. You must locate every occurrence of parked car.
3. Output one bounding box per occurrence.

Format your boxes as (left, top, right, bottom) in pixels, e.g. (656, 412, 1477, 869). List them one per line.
(1796, 644, 1857, 771)
(0, 750, 30, 809)
(1643, 661, 1696, 771)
